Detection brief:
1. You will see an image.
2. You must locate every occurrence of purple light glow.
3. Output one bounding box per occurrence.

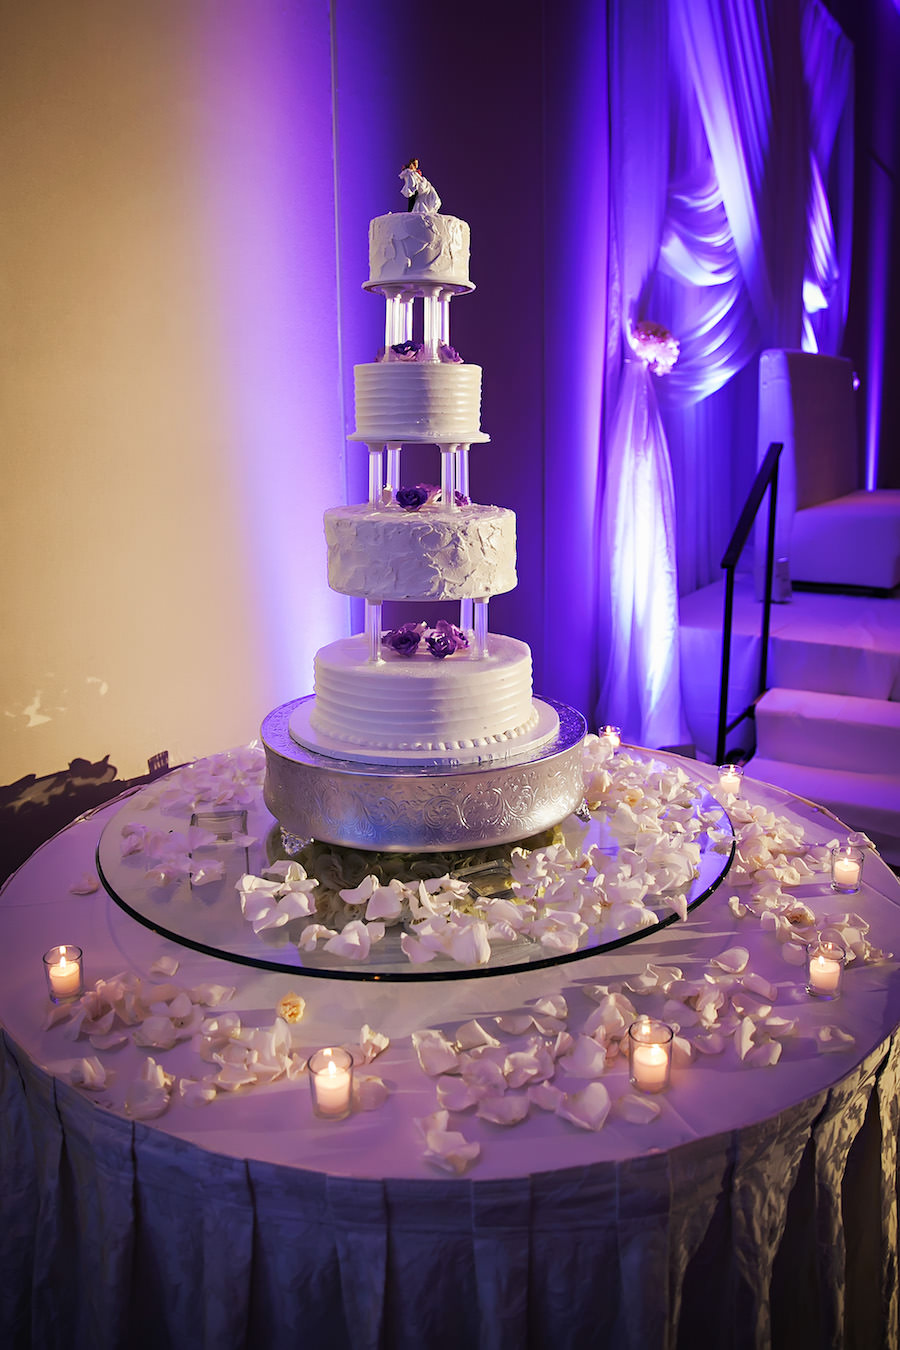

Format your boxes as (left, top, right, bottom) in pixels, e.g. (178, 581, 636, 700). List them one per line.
(189, 4, 346, 699)
(865, 162, 891, 489)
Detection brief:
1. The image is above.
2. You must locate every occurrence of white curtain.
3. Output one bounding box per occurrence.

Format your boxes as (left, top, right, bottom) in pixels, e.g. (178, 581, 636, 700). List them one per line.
(597, 0, 688, 749)
(597, 0, 853, 745)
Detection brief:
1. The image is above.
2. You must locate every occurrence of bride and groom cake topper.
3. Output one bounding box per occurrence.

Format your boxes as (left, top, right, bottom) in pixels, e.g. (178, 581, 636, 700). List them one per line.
(400, 158, 441, 214)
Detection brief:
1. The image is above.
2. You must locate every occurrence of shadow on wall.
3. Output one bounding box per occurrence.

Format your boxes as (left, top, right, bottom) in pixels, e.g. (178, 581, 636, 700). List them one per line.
(0, 752, 172, 885)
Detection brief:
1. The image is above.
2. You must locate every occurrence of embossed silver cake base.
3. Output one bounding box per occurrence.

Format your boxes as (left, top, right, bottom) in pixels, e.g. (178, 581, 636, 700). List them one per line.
(261, 696, 587, 853)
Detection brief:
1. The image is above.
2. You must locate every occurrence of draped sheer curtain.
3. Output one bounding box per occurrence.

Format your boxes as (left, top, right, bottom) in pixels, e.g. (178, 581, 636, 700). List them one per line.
(596, 0, 853, 747)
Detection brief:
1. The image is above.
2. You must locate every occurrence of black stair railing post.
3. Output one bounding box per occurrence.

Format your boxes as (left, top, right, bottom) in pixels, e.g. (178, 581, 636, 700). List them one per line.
(758, 456, 780, 695)
(715, 442, 783, 766)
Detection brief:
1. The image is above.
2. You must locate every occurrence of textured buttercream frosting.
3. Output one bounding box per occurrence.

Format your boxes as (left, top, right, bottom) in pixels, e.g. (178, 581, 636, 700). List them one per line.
(300, 633, 546, 761)
(351, 363, 489, 445)
(324, 502, 516, 602)
(366, 212, 472, 290)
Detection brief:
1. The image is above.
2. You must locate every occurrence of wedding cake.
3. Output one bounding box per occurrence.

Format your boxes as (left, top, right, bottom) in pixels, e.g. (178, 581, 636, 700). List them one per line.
(261, 168, 586, 852)
(288, 198, 559, 767)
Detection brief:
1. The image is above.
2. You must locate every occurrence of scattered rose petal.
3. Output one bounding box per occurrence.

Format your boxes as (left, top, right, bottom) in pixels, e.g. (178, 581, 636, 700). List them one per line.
(742, 971, 778, 1001)
(412, 1029, 460, 1077)
(618, 1092, 661, 1124)
(359, 1025, 390, 1062)
(494, 1013, 535, 1036)
(70, 873, 99, 895)
(150, 956, 180, 977)
(694, 1031, 727, 1055)
(711, 946, 749, 974)
(179, 1079, 217, 1106)
(455, 1019, 500, 1051)
(557, 1081, 611, 1131)
(476, 1094, 529, 1126)
(815, 1025, 855, 1053)
(746, 1039, 782, 1067)
(355, 1076, 389, 1110)
(415, 1110, 480, 1174)
(436, 1076, 478, 1111)
(563, 1035, 608, 1079)
(527, 1081, 565, 1112)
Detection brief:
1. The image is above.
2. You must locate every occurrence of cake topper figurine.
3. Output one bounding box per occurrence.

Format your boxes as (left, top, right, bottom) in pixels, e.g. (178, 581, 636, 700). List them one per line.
(400, 158, 441, 214)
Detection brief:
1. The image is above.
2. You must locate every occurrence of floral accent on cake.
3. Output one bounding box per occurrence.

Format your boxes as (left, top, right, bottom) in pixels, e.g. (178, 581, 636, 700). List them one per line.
(382, 621, 426, 656)
(394, 484, 470, 512)
(389, 340, 422, 362)
(377, 341, 464, 365)
(424, 620, 469, 659)
(396, 485, 431, 511)
(628, 319, 680, 375)
(381, 619, 469, 659)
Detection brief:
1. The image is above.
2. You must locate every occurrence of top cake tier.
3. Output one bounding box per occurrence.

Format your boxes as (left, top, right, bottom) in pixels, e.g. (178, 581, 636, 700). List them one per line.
(365, 213, 473, 292)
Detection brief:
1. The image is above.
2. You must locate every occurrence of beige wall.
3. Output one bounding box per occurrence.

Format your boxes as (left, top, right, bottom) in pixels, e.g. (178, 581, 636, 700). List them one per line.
(0, 1, 346, 783)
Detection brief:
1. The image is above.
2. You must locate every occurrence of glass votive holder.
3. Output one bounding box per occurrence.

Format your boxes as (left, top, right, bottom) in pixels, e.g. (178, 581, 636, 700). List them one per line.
(806, 939, 846, 1000)
(627, 1018, 673, 1093)
(43, 945, 84, 1003)
(600, 725, 622, 751)
(308, 1046, 354, 1120)
(831, 845, 864, 894)
(717, 763, 744, 798)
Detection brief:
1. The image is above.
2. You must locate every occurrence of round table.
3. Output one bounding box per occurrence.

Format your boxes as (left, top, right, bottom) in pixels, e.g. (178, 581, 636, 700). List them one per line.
(2, 751, 899, 1350)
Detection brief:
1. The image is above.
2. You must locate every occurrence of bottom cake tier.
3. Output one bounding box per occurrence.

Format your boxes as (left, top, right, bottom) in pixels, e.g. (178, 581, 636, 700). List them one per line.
(262, 696, 587, 852)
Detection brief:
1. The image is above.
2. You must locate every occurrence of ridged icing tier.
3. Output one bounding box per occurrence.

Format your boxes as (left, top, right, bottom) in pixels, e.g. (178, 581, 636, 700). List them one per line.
(324, 502, 516, 602)
(366, 212, 472, 290)
(305, 634, 540, 759)
(350, 363, 489, 444)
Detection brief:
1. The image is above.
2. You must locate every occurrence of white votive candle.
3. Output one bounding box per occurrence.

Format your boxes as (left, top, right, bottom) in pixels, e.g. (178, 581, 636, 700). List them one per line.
(627, 1019, 673, 1094)
(717, 764, 743, 798)
(806, 941, 845, 1000)
(43, 945, 84, 1003)
(600, 725, 622, 751)
(309, 1047, 353, 1120)
(831, 846, 863, 894)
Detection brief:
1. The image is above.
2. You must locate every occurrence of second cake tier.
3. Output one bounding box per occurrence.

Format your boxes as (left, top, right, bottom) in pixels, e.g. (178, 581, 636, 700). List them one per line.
(350, 362, 490, 445)
(324, 501, 516, 601)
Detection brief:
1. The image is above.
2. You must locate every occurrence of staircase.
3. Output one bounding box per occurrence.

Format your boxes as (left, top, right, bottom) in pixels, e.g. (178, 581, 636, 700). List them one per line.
(751, 688, 900, 862)
(678, 576, 900, 865)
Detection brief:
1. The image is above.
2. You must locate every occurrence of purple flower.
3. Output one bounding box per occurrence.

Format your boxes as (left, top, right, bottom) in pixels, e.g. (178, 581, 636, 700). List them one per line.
(424, 620, 469, 659)
(438, 343, 463, 364)
(414, 483, 442, 505)
(396, 485, 430, 512)
(452, 490, 470, 506)
(391, 340, 422, 362)
(382, 621, 425, 656)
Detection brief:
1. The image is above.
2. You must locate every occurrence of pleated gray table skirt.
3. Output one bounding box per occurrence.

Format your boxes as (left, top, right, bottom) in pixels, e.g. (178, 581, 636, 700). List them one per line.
(3, 1025, 899, 1350)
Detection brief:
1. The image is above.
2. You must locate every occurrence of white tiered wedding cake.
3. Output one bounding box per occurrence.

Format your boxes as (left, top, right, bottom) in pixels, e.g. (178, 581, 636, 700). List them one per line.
(261, 173, 585, 852)
(289, 196, 559, 767)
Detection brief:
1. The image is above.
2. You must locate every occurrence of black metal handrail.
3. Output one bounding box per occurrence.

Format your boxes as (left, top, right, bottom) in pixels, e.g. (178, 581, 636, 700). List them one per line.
(715, 441, 783, 765)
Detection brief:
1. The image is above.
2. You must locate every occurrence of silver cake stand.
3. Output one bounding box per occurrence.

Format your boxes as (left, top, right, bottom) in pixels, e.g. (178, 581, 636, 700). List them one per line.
(261, 696, 587, 853)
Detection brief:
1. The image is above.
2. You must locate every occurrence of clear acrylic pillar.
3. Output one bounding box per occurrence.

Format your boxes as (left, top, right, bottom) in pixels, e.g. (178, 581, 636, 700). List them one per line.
(366, 601, 383, 663)
(386, 443, 402, 494)
(423, 290, 441, 360)
(473, 598, 488, 659)
(368, 446, 384, 507)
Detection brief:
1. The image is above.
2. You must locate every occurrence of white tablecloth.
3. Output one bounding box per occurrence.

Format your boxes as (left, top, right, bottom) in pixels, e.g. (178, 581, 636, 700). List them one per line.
(3, 758, 900, 1349)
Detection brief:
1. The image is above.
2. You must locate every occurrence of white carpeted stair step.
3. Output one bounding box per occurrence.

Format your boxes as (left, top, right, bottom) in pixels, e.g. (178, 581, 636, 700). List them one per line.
(746, 759, 900, 864)
(748, 687, 900, 863)
(754, 687, 900, 775)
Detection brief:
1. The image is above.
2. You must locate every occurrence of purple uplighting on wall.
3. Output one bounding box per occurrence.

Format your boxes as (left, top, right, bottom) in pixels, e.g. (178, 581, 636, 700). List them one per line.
(865, 161, 890, 489)
(190, 3, 346, 700)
